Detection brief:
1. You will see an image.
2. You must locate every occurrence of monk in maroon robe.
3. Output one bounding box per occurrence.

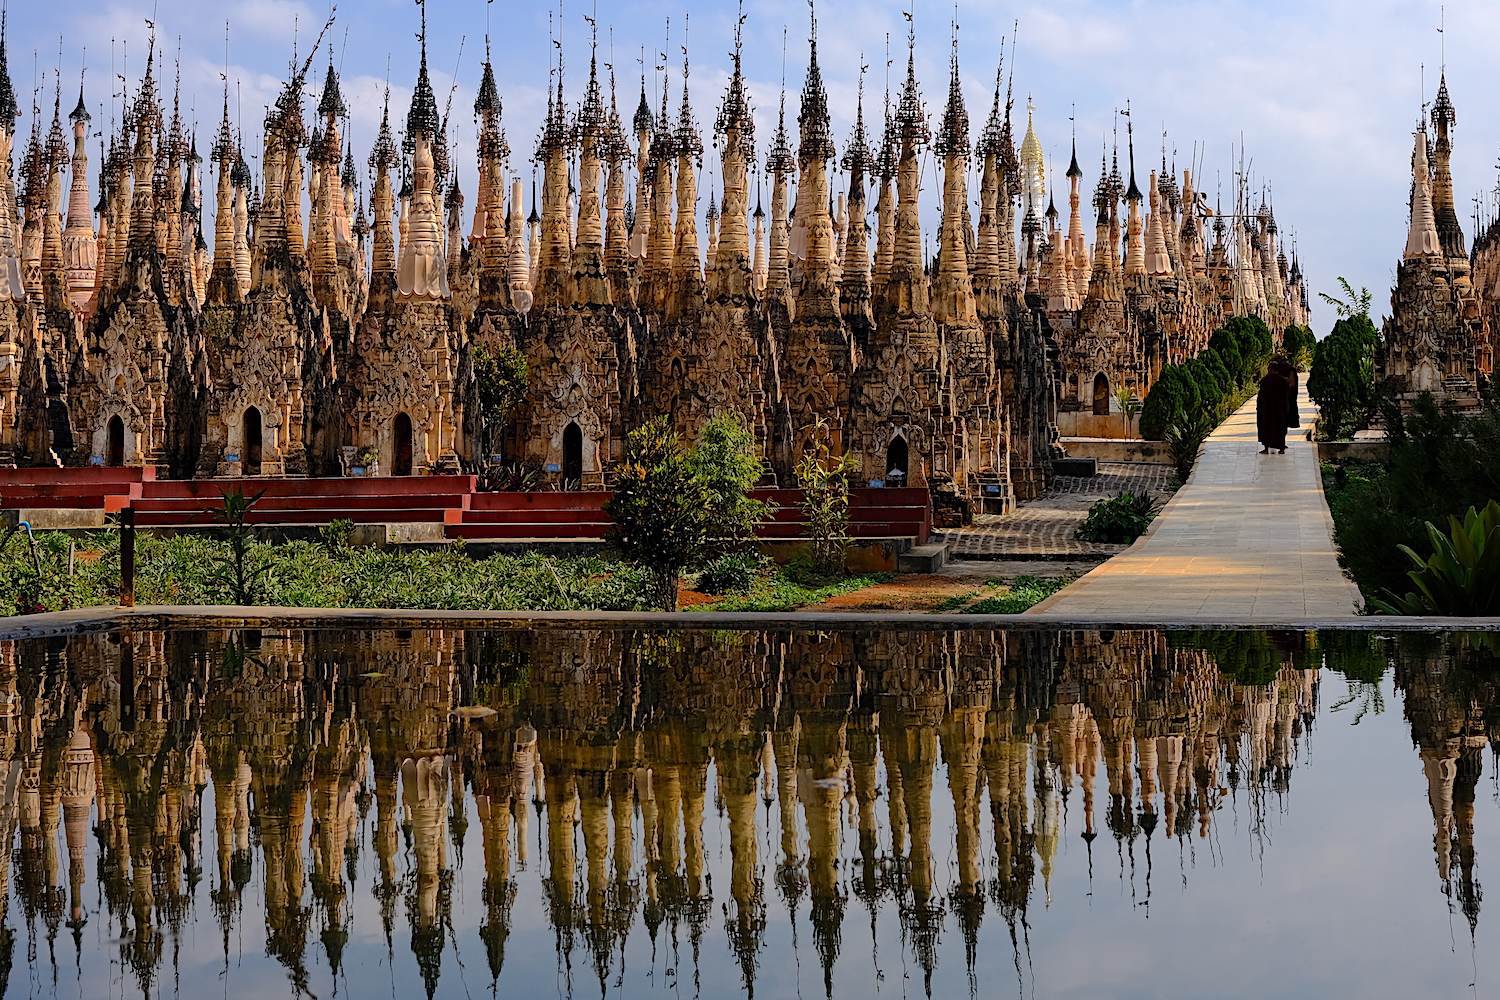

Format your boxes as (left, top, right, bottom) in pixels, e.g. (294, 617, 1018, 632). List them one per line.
(1257, 359, 1292, 454)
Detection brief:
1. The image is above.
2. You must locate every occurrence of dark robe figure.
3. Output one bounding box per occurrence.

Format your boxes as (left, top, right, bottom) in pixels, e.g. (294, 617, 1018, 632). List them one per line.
(1286, 367, 1301, 428)
(1257, 360, 1292, 454)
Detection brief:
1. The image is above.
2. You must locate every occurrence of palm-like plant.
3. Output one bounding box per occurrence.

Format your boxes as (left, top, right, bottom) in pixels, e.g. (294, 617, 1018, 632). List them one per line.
(206, 487, 272, 605)
(1164, 409, 1217, 484)
(1317, 277, 1374, 319)
(1374, 500, 1500, 616)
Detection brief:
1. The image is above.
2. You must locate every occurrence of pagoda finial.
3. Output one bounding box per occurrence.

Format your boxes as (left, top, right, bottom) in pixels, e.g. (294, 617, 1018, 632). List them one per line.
(714, 1, 756, 165)
(406, 3, 440, 147)
(894, 17, 928, 149)
(674, 28, 702, 162)
(797, 1, 834, 163)
(842, 62, 873, 178)
(369, 84, 396, 171)
(933, 24, 968, 159)
(1123, 106, 1141, 202)
(0, 2, 14, 130)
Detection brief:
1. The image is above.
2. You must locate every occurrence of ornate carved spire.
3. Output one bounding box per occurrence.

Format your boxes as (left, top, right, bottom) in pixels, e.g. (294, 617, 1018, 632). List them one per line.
(397, 11, 451, 301)
(0, 6, 15, 132)
(711, 11, 755, 295)
(932, 36, 975, 326)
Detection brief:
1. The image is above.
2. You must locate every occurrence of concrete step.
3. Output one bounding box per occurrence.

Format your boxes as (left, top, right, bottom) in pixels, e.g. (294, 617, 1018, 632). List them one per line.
(897, 541, 947, 573)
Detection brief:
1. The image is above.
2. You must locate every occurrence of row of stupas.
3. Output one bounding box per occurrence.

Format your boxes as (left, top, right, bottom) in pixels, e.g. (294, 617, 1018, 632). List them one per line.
(0, 625, 1322, 998)
(1384, 74, 1491, 402)
(0, 9, 1308, 511)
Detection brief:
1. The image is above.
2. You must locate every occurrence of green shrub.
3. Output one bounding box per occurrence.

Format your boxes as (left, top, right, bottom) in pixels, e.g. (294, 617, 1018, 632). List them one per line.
(1187, 357, 1221, 410)
(1225, 315, 1274, 375)
(470, 343, 530, 460)
(1307, 315, 1377, 440)
(1203, 350, 1234, 398)
(1208, 329, 1244, 386)
(605, 418, 715, 610)
(1140, 364, 1197, 439)
(1323, 392, 1500, 604)
(1075, 491, 1164, 544)
(1373, 500, 1500, 616)
(794, 417, 858, 578)
(696, 552, 770, 595)
(604, 415, 769, 610)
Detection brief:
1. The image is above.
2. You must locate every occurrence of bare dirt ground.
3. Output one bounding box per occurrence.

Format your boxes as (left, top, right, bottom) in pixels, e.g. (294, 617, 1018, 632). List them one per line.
(797, 560, 1099, 613)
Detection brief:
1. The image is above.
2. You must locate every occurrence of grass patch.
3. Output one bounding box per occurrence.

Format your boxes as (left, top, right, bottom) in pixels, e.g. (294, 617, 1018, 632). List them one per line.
(932, 590, 981, 612)
(0, 527, 900, 617)
(963, 575, 1072, 614)
(0, 529, 663, 615)
(692, 568, 895, 612)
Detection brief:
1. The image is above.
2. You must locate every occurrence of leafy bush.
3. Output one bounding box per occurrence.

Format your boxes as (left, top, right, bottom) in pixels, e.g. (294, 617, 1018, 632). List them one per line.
(1307, 314, 1377, 440)
(206, 487, 272, 605)
(471, 343, 531, 460)
(696, 552, 770, 595)
(1224, 315, 1274, 376)
(0, 526, 665, 616)
(685, 415, 774, 547)
(1203, 350, 1234, 398)
(605, 415, 768, 610)
(1075, 491, 1164, 544)
(1282, 324, 1316, 371)
(1208, 330, 1245, 386)
(1186, 356, 1222, 410)
(321, 518, 355, 552)
(1373, 500, 1500, 615)
(1323, 391, 1500, 604)
(1140, 364, 1198, 440)
(794, 417, 858, 577)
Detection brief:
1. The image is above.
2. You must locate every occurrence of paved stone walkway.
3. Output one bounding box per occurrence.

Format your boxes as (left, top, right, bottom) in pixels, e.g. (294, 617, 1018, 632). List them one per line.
(1029, 384, 1363, 620)
(946, 462, 1177, 559)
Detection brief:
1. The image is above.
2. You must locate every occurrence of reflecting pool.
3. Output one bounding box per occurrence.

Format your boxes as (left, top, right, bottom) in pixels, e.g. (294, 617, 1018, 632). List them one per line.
(1, 627, 1497, 998)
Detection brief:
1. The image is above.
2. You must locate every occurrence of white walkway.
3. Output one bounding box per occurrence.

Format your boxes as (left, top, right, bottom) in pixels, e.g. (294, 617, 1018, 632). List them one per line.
(1028, 384, 1363, 622)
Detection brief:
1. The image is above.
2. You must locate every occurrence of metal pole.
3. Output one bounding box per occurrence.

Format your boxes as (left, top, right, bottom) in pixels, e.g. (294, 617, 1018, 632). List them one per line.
(120, 508, 135, 608)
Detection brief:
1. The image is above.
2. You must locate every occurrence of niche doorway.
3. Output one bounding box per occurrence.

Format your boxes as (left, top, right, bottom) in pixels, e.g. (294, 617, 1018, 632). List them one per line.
(1093, 373, 1111, 416)
(243, 408, 263, 475)
(886, 435, 909, 485)
(393, 413, 414, 476)
(106, 416, 125, 467)
(562, 422, 583, 487)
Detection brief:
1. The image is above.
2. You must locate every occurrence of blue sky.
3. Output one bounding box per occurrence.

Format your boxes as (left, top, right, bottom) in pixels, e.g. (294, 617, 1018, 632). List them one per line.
(7, 0, 1491, 332)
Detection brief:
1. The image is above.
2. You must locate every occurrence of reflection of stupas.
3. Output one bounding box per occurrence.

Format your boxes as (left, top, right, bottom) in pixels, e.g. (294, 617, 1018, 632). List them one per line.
(10, 626, 1496, 996)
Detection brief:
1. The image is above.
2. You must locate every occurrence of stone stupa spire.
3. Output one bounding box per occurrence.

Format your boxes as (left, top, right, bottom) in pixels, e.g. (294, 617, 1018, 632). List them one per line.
(710, 10, 755, 298)
(396, 10, 451, 301)
(1404, 126, 1441, 258)
(794, 7, 838, 307)
(932, 35, 976, 326)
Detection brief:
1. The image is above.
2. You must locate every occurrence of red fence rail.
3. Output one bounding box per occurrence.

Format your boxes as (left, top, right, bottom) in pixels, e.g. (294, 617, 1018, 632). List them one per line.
(0, 471, 930, 543)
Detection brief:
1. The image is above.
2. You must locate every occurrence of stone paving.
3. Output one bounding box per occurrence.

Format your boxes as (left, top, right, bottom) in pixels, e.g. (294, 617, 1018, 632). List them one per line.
(945, 462, 1178, 559)
(1029, 384, 1363, 621)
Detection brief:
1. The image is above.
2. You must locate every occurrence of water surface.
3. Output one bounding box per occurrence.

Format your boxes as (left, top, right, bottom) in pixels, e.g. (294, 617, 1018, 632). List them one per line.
(2, 627, 1494, 999)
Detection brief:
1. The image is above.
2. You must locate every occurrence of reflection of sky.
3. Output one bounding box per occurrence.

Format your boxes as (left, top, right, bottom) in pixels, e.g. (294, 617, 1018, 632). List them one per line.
(51, 675, 1493, 999)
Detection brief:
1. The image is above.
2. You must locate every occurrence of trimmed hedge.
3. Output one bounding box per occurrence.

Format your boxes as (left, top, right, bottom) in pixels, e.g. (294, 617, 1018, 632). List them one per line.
(1140, 316, 1274, 440)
